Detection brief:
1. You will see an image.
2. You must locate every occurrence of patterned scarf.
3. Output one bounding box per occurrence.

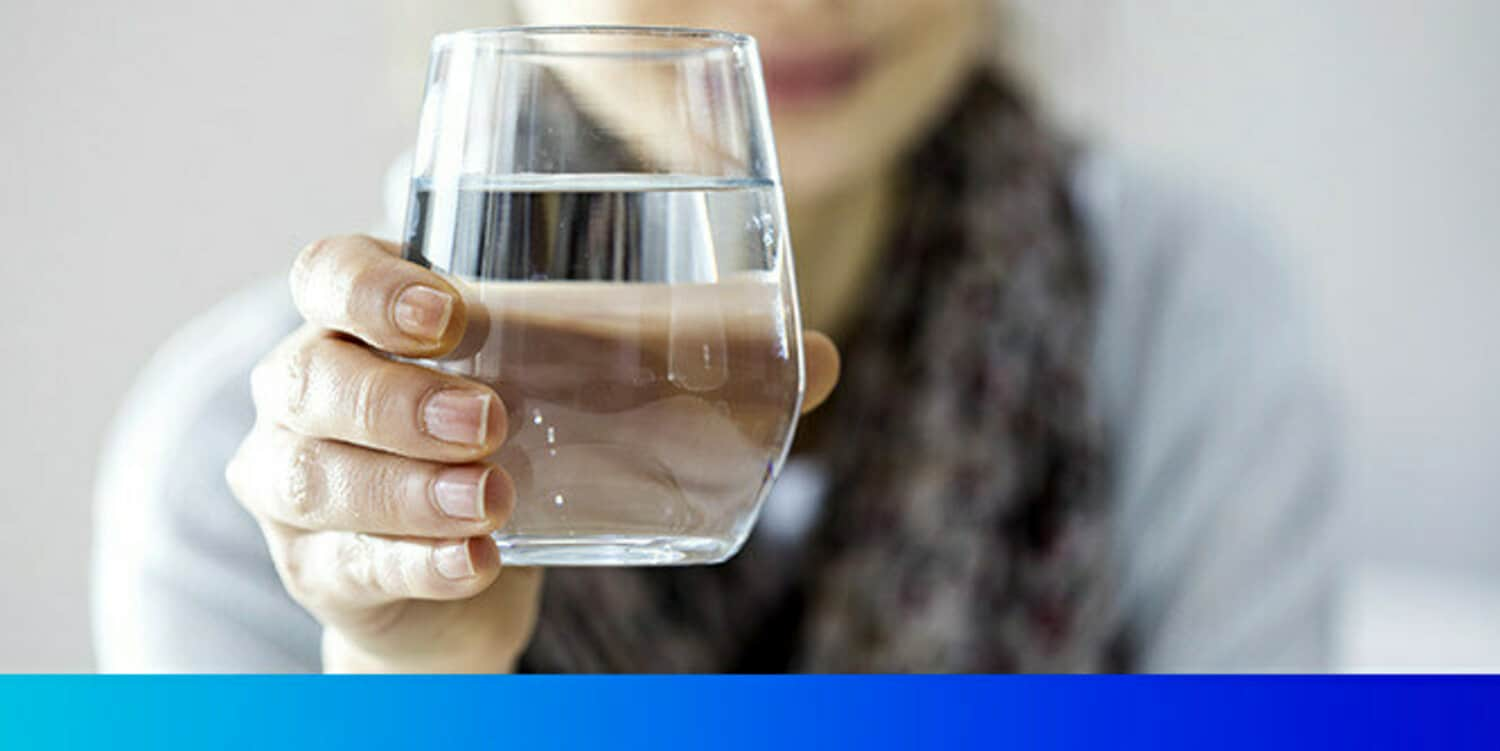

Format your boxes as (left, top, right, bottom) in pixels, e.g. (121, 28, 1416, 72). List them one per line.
(520, 73, 1120, 673)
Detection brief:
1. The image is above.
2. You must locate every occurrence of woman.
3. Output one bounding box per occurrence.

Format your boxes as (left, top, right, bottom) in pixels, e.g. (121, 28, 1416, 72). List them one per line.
(94, 0, 1340, 672)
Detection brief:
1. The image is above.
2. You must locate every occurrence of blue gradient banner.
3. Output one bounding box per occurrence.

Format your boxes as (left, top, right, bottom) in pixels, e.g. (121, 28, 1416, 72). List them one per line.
(0, 676, 1494, 749)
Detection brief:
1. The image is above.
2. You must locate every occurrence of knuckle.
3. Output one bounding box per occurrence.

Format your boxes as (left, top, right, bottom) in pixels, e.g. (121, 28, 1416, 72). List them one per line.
(366, 459, 410, 529)
(350, 366, 383, 439)
(281, 436, 327, 523)
(337, 534, 405, 599)
(248, 357, 275, 410)
(274, 534, 317, 604)
(224, 433, 258, 504)
(281, 563, 311, 605)
(291, 237, 337, 296)
(281, 337, 318, 418)
(385, 543, 420, 597)
(350, 362, 400, 441)
(334, 534, 374, 593)
(254, 336, 315, 419)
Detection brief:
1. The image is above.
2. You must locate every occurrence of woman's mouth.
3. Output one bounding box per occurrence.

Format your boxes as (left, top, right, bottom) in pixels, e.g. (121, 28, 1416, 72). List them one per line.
(760, 48, 868, 110)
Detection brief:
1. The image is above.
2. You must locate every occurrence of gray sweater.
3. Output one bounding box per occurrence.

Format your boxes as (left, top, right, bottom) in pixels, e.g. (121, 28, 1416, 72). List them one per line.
(92, 152, 1342, 672)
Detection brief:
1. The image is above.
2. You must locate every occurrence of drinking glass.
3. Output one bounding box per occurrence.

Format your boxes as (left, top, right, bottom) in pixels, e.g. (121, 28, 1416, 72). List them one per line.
(401, 26, 804, 566)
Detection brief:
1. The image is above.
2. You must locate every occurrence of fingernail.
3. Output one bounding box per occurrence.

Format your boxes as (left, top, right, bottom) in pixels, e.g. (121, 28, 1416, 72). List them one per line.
(433, 541, 476, 580)
(393, 285, 454, 342)
(422, 389, 491, 446)
(433, 466, 489, 521)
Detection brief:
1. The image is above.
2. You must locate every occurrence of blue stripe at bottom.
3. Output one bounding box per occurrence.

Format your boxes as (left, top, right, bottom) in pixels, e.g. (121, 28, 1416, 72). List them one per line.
(0, 676, 1495, 749)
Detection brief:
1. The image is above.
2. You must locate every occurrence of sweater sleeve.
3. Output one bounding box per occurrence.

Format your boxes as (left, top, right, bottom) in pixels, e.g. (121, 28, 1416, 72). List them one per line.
(91, 279, 321, 672)
(1076, 154, 1344, 671)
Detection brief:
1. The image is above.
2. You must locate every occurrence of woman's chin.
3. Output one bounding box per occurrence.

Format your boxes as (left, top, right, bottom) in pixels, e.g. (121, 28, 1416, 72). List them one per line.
(778, 157, 852, 207)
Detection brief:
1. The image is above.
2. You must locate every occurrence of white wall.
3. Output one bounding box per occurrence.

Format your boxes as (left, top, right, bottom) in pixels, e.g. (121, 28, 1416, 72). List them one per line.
(1, 0, 1495, 670)
(0, 0, 406, 670)
(1015, 0, 1500, 667)
(1018, 0, 1500, 574)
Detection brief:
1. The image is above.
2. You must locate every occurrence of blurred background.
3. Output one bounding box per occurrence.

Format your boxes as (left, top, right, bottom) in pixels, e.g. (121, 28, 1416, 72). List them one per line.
(1, 0, 1496, 671)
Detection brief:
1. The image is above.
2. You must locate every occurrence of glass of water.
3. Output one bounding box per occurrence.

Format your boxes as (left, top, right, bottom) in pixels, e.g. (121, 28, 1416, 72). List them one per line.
(402, 26, 804, 566)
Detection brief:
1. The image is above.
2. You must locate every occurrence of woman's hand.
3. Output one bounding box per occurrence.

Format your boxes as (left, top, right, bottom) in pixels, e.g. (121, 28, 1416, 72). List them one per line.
(226, 235, 839, 673)
(226, 234, 531, 672)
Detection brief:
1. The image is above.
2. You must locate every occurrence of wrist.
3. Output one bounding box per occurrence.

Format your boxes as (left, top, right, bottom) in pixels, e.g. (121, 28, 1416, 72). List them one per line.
(321, 628, 519, 674)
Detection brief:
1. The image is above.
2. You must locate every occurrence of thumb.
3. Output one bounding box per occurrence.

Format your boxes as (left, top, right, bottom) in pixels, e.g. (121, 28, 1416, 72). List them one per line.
(802, 330, 840, 414)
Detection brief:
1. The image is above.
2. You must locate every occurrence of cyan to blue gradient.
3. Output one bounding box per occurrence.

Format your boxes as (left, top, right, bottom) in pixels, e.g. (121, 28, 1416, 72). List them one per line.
(0, 676, 1495, 749)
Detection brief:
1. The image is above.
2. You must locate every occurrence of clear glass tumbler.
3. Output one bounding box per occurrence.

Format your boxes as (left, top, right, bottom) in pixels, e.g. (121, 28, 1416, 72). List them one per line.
(401, 26, 803, 566)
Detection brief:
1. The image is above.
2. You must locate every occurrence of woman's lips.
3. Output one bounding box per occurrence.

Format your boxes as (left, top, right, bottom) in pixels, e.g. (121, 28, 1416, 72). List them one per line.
(760, 49, 867, 109)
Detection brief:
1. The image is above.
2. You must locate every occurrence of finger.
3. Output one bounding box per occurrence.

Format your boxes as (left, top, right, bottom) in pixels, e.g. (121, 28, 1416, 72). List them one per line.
(261, 521, 502, 614)
(291, 234, 466, 357)
(251, 327, 507, 462)
(227, 424, 514, 537)
(802, 330, 840, 414)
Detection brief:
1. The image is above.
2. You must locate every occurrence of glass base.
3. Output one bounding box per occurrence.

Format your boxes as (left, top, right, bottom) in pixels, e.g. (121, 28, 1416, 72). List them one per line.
(493, 534, 737, 566)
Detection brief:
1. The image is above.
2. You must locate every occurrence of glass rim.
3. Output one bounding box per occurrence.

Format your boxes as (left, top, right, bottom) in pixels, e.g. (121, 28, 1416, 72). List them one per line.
(432, 25, 755, 59)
